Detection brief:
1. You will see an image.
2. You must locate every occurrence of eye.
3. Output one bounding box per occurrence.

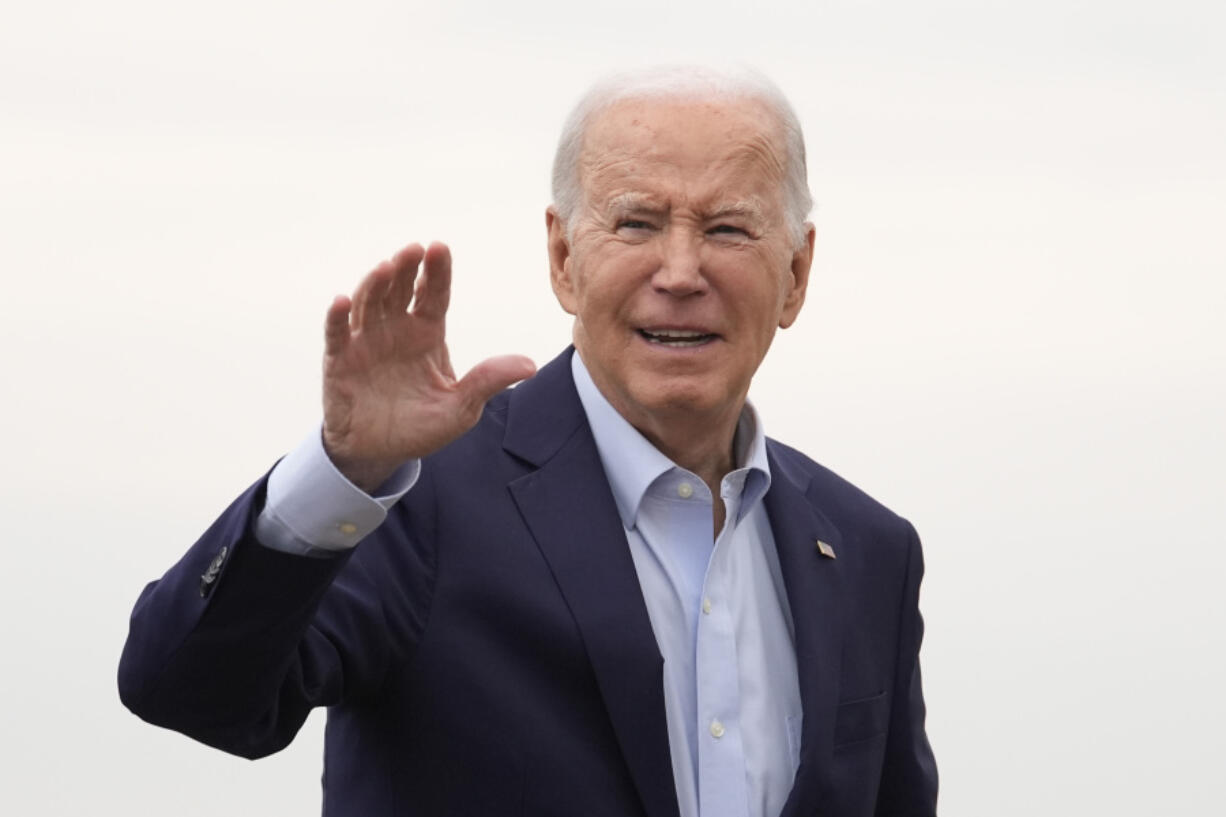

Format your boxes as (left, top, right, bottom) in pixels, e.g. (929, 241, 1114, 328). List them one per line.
(617, 220, 654, 232)
(707, 224, 750, 239)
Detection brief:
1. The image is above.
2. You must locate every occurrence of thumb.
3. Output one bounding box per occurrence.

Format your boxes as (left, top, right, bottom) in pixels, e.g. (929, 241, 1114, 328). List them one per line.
(456, 354, 538, 410)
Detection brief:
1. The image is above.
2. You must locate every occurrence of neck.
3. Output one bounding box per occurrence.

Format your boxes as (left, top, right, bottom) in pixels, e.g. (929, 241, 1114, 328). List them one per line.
(633, 408, 740, 490)
(635, 408, 739, 538)
(572, 347, 750, 531)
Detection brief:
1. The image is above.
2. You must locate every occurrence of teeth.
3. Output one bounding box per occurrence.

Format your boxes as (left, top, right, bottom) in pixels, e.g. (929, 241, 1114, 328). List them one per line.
(640, 328, 713, 346)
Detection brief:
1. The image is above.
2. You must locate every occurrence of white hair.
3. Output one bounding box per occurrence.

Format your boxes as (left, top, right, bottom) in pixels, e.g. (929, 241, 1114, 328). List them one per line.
(550, 65, 813, 248)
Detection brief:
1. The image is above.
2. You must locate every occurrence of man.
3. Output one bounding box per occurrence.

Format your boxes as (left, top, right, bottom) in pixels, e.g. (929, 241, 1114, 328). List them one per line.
(119, 67, 938, 817)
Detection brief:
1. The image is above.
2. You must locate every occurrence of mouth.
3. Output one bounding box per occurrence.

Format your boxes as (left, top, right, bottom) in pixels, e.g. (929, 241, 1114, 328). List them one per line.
(636, 328, 719, 348)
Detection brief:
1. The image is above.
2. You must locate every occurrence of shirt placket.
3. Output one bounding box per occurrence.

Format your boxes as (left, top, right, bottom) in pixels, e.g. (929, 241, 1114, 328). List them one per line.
(694, 478, 750, 817)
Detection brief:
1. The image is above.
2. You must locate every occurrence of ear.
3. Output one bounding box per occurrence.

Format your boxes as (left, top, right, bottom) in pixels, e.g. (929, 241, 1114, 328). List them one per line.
(778, 222, 815, 329)
(546, 207, 578, 315)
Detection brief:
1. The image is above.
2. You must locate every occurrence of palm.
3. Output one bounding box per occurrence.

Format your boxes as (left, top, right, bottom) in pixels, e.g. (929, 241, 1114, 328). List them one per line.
(321, 243, 535, 491)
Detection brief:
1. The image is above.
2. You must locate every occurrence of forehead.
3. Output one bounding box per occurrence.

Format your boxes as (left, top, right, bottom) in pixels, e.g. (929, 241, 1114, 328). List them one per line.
(578, 97, 788, 209)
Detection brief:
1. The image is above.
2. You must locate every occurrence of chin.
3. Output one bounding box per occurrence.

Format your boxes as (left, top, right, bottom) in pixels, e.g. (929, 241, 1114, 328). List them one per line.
(628, 378, 732, 419)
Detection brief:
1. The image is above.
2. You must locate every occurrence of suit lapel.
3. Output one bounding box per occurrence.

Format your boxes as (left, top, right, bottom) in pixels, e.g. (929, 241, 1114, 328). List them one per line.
(505, 350, 681, 817)
(764, 444, 847, 817)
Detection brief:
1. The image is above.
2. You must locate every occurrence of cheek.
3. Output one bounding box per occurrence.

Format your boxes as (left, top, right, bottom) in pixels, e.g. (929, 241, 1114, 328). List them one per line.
(576, 257, 653, 311)
(569, 276, 629, 338)
(733, 286, 790, 341)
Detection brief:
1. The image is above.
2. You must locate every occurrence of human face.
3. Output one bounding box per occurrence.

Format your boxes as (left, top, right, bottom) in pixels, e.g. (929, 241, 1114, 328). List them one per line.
(547, 97, 813, 438)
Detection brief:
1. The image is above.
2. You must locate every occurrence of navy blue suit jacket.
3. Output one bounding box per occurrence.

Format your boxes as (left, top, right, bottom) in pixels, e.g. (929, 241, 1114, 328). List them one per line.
(119, 348, 937, 816)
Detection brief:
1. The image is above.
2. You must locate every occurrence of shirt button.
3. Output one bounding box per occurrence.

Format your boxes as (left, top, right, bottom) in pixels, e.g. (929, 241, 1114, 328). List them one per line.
(702, 598, 712, 615)
(709, 719, 726, 739)
(338, 522, 358, 535)
(677, 482, 694, 499)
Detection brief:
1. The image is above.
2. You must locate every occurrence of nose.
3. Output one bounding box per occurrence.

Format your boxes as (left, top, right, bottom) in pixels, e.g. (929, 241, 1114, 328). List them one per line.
(651, 229, 707, 297)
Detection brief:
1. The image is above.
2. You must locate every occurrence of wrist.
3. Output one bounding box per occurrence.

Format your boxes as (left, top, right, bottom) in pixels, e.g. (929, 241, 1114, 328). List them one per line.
(321, 435, 404, 494)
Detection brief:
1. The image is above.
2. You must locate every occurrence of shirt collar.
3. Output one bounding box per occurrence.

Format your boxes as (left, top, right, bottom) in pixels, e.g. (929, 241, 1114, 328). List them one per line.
(571, 351, 771, 529)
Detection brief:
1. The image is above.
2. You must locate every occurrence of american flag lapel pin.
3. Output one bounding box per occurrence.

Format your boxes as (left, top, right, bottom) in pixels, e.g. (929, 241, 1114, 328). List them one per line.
(816, 539, 836, 559)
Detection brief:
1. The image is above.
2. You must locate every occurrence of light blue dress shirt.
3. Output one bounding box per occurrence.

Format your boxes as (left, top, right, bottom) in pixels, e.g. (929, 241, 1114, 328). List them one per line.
(256, 353, 802, 817)
(570, 353, 801, 817)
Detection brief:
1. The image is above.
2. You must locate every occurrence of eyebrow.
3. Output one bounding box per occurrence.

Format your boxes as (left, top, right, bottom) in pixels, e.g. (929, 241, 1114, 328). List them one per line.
(707, 199, 766, 222)
(604, 193, 663, 215)
(603, 194, 767, 222)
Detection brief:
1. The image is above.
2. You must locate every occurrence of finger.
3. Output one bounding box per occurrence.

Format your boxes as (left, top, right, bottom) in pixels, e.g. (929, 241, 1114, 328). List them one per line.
(412, 241, 452, 322)
(351, 261, 392, 331)
(385, 243, 425, 315)
(456, 355, 537, 412)
(324, 295, 352, 356)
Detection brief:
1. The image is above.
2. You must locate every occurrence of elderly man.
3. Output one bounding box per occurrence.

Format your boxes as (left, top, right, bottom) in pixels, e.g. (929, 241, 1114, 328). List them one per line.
(119, 67, 938, 817)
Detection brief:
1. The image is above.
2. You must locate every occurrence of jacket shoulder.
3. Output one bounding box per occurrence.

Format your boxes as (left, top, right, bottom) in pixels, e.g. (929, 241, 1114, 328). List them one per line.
(767, 437, 918, 546)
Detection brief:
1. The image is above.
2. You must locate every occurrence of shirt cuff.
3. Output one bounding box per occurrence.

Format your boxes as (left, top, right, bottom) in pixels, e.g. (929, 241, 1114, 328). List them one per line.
(255, 427, 421, 556)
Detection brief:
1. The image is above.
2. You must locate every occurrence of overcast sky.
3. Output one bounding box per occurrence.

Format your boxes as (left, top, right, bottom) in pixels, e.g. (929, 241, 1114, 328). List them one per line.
(2, 1, 1223, 814)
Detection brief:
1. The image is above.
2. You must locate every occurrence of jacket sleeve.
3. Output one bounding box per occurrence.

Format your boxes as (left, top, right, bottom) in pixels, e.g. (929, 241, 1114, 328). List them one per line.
(116, 473, 429, 759)
(875, 523, 939, 815)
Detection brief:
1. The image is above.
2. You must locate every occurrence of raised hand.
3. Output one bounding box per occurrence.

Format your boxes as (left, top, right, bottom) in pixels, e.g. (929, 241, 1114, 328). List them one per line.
(321, 242, 536, 492)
